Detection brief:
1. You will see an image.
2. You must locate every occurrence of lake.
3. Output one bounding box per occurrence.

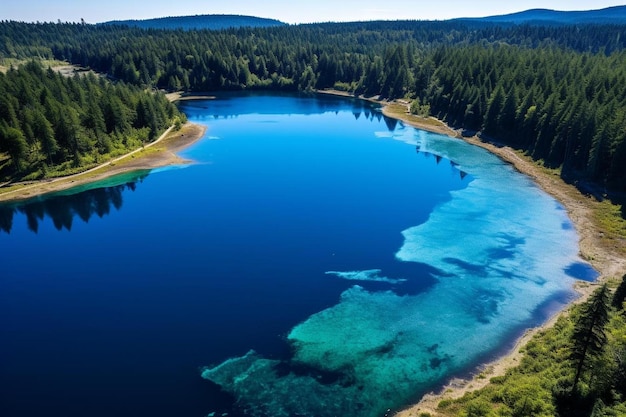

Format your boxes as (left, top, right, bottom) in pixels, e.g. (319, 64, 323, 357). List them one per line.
(0, 92, 595, 417)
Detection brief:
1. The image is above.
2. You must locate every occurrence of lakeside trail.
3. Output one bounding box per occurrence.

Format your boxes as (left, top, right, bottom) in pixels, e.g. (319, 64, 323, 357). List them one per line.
(376, 101, 626, 417)
(0, 122, 206, 203)
(0, 89, 209, 203)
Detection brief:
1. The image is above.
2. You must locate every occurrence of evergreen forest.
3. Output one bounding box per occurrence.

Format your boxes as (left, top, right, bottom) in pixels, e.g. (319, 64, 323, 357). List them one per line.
(1, 20, 625, 191)
(0, 60, 181, 178)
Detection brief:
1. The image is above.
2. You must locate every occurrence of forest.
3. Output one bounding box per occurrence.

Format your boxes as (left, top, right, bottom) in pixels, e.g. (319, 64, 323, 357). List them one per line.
(1, 20, 625, 191)
(0, 56, 181, 182)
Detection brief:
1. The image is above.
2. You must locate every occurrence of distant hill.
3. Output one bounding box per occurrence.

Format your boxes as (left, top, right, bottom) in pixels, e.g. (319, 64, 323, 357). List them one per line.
(454, 5, 626, 26)
(102, 14, 286, 31)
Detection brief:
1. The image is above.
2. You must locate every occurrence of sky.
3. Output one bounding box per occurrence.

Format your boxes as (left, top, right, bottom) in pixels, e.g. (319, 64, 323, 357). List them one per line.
(2, 0, 625, 24)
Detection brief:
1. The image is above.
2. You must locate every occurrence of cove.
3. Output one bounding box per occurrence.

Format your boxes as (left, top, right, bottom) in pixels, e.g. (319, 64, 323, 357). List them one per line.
(0, 92, 593, 417)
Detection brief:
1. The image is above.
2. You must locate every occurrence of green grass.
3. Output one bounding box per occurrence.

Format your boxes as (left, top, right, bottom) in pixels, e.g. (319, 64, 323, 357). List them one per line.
(594, 200, 626, 249)
(384, 103, 449, 128)
(0, 57, 69, 73)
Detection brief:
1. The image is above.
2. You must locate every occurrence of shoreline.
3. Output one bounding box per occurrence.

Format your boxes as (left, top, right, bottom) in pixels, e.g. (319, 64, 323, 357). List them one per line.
(0, 122, 207, 203)
(3, 89, 624, 414)
(371, 99, 626, 415)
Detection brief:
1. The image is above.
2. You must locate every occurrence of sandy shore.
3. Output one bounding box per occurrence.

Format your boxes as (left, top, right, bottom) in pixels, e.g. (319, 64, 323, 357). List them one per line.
(0, 122, 206, 203)
(0, 85, 217, 204)
(378, 102, 626, 416)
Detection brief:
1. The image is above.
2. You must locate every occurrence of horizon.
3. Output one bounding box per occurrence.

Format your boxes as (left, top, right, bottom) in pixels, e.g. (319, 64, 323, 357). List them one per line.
(2, 0, 625, 24)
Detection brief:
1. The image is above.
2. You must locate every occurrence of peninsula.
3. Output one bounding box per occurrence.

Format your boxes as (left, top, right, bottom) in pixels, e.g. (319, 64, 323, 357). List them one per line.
(0, 122, 205, 203)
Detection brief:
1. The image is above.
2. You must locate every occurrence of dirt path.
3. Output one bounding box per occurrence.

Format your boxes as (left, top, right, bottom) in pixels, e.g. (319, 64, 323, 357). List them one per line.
(0, 122, 206, 203)
(0, 88, 212, 203)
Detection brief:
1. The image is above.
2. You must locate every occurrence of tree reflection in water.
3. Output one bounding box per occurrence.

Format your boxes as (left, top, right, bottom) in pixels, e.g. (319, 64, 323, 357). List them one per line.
(0, 172, 148, 234)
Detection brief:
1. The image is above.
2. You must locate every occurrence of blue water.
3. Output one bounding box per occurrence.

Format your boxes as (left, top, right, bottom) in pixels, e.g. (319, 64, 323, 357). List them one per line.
(0, 92, 592, 417)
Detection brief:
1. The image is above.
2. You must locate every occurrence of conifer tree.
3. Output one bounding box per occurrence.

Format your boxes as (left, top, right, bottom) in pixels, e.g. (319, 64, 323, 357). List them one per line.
(612, 274, 626, 310)
(570, 284, 611, 394)
(0, 122, 28, 171)
(483, 85, 505, 136)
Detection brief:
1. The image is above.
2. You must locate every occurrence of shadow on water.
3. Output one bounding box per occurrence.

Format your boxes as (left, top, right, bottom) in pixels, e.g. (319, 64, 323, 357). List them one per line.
(416, 145, 470, 181)
(384, 115, 398, 131)
(0, 172, 149, 234)
(565, 261, 599, 282)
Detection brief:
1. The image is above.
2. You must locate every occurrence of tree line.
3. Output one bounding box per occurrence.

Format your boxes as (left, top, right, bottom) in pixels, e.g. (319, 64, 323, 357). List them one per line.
(0, 20, 625, 189)
(0, 60, 182, 181)
(424, 45, 626, 190)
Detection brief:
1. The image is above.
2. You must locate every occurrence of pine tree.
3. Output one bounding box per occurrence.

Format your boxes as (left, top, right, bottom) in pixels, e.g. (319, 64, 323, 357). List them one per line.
(483, 85, 505, 136)
(498, 87, 518, 136)
(571, 284, 611, 394)
(0, 122, 29, 171)
(612, 274, 626, 310)
(33, 109, 59, 164)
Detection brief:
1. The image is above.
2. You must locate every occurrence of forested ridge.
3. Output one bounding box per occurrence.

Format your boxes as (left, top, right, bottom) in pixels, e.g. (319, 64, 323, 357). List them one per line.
(1, 20, 625, 190)
(455, 5, 626, 26)
(101, 14, 286, 31)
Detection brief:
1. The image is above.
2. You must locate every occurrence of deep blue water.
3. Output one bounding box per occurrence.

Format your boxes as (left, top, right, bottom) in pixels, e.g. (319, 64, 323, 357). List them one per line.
(0, 93, 592, 417)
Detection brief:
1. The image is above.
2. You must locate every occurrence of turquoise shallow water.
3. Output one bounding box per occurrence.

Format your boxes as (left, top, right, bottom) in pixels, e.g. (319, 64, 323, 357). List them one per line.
(194, 95, 593, 416)
(0, 93, 594, 417)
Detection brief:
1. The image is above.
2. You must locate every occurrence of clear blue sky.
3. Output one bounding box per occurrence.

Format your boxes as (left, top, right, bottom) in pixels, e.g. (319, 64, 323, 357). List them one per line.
(2, 0, 625, 24)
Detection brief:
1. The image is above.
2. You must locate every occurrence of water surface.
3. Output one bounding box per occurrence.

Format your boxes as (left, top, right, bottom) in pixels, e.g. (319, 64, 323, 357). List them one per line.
(0, 93, 591, 417)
